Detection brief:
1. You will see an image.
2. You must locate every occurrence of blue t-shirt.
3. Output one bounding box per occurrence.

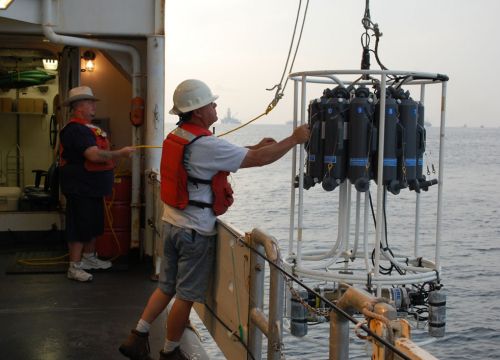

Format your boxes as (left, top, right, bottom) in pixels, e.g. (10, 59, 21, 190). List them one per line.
(59, 122, 114, 197)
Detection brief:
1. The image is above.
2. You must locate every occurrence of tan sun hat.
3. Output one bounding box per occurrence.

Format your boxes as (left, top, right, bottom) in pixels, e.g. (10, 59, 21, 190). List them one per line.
(63, 86, 99, 106)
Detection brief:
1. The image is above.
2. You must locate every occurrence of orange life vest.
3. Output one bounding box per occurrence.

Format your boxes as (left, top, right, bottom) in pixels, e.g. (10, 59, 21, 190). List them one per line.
(60, 117, 114, 172)
(160, 123, 234, 216)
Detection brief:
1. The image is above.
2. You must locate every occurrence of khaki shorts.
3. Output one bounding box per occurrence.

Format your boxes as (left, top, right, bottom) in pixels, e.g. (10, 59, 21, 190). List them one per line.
(158, 222, 215, 303)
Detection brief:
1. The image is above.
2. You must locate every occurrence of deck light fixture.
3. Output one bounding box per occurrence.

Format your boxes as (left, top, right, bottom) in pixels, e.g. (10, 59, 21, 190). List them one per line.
(81, 50, 96, 72)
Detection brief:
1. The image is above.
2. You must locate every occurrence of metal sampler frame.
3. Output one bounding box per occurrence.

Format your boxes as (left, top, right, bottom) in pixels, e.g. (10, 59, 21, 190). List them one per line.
(285, 69, 448, 295)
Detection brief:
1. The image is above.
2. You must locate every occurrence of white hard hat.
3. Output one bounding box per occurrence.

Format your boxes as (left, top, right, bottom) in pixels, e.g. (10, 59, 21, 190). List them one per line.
(63, 86, 99, 106)
(169, 79, 218, 115)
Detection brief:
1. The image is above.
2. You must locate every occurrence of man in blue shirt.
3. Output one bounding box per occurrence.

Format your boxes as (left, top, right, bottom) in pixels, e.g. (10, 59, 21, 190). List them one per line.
(60, 86, 135, 282)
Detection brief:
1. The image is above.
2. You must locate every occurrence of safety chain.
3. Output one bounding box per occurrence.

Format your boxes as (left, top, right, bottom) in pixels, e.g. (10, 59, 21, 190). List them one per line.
(282, 264, 331, 319)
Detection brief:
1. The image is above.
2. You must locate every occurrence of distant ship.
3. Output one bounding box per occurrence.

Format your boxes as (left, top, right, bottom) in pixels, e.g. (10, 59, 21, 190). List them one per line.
(220, 108, 241, 124)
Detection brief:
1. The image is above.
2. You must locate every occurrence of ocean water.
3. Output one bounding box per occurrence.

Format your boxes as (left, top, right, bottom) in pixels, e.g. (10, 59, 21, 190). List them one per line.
(195, 124, 500, 359)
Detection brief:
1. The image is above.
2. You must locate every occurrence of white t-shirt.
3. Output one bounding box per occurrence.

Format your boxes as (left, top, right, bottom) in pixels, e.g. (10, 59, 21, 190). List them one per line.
(162, 135, 249, 235)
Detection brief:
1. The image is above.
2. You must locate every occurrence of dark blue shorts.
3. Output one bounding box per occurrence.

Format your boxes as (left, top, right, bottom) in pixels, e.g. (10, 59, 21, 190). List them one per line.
(65, 194, 104, 243)
(158, 223, 215, 303)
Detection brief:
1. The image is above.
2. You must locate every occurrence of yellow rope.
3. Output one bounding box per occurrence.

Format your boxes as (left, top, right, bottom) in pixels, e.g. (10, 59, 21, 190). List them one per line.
(129, 94, 280, 141)
(16, 100, 276, 267)
(217, 94, 281, 138)
(114, 157, 132, 177)
(217, 112, 267, 138)
(103, 194, 123, 262)
(124, 111, 270, 141)
(16, 253, 69, 266)
(132, 145, 162, 149)
(16, 191, 123, 267)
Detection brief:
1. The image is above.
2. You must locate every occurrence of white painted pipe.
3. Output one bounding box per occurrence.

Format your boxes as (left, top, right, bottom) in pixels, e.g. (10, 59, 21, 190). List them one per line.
(144, 35, 165, 257)
(288, 80, 299, 257)
(436, 81, 448, 272)
(374, 74, 387, 297)
(296, 76, 306, 267)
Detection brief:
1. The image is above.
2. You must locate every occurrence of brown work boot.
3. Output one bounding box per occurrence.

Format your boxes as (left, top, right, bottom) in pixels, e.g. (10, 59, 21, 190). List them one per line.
(119, 329, 151, 360)
(159, 347, 188, 360)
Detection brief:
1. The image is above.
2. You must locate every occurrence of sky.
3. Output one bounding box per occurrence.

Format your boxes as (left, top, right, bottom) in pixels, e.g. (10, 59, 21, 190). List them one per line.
(165, 0, 500, 128)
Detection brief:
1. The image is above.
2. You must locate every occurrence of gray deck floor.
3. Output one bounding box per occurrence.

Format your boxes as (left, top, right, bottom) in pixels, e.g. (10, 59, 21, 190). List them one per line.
(0, 249, 168, 360)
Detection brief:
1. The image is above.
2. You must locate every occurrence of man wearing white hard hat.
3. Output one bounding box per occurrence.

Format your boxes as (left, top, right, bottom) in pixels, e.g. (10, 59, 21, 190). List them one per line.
(60, 86, 135, 282)
(120, 79, 309, 360)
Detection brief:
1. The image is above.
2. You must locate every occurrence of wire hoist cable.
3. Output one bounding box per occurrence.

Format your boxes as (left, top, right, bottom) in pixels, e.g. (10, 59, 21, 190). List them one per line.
(218, 0, 310, 138)
(267, 0, 310, 110)
(360, 0, 390, 79)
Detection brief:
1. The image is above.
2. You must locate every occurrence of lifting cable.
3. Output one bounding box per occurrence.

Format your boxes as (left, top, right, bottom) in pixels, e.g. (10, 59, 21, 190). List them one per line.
(267, 0, 310, 112)
(237, 235, 413, 360)
(360, 0, 395, 83)
(217, 0, 310, 138)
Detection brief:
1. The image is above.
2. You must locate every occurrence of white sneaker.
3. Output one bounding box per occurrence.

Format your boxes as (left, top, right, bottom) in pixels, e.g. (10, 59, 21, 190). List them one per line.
(81, 253, 112, 270)
(67, 263, 93, 282)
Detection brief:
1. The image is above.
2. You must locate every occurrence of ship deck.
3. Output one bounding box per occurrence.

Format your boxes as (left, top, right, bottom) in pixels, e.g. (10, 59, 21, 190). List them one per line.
(0, 243, 167, 360)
